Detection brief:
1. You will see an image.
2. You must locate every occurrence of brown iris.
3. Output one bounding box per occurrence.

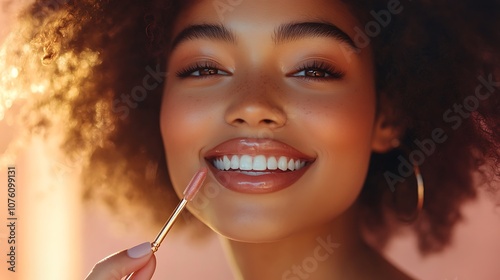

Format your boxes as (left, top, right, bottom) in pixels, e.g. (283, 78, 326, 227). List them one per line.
(306, 69, 328, 77)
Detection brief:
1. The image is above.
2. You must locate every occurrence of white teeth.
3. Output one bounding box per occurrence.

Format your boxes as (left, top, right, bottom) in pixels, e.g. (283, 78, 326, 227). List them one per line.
(240, 155, 253, 170)
(278, 156, 288, 171)
(215, 158, 223, 170)
(223, 155, 231, 170)
(253, 155, 267, 171)
(230, 155, 239, 169)
(212, 155, 308, 172)
(267, 156, 278, 170)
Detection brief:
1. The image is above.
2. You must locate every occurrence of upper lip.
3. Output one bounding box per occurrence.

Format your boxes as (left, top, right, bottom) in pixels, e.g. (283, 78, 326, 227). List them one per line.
(204, 138, 315, 161)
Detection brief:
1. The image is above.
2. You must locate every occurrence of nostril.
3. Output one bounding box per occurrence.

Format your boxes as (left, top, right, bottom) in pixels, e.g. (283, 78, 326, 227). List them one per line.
(225, 103, 287, 128)
(232, 118, 280, 126)
(234, 118, 246, 124)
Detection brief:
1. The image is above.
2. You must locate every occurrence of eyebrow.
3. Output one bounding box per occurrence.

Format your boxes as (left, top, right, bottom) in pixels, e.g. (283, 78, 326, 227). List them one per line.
(170, 21, 359, 52)
(171, 24, 236, 50)
(273, 21, 359, 52)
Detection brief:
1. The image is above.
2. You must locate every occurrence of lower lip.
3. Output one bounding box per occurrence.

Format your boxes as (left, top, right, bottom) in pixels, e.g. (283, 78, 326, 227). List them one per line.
(207, 163, 310, 194)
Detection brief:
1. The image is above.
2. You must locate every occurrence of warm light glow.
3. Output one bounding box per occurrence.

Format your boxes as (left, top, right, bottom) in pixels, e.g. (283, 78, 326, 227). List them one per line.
(0, 30, 101, 121)
(29, 83, 46, 93)
(0, 21, 100, 278)
(10, 67, 18, 78)
(17, 136, 84, 279)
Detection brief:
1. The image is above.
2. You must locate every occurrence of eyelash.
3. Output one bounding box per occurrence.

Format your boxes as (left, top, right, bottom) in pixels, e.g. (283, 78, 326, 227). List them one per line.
(175, 60, 345, 80)
(176, 61, 229, 78)
(291, 60, 345, 81)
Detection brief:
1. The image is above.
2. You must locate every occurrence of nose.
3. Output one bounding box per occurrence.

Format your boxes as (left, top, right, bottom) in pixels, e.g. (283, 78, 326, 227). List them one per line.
(224, 78, 287, 129)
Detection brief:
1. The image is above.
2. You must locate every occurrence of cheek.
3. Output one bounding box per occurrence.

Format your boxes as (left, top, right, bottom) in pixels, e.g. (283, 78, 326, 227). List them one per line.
(292, 81, 376, 156)
(160, 85, 217, 192)
(161, 81, 223, 146)
(292, 87, 376, 213)
(304, 95, 375, 155)
(162, 95, 203, 152)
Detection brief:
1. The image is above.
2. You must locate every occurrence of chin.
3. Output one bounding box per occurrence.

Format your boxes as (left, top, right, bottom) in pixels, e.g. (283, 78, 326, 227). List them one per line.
(187, 190, 356, 243)
(205, 218, 304, 243)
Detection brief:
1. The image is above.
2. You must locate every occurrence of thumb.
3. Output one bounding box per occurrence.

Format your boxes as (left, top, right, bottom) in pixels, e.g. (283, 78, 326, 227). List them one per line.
(85, 242, 157, 280)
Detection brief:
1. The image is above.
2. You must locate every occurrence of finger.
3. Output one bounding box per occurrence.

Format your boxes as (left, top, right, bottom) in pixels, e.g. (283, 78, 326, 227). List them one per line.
(129, 254, 156, 280)
(85, 242, 153, 280)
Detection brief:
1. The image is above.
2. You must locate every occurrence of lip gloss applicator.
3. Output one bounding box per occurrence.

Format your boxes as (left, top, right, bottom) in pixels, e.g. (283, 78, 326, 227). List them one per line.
(124, 167, 208, 280)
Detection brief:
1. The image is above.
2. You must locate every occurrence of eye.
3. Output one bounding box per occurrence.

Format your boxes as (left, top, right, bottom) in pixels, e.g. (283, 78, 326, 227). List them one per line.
(176, 61, 230, 78)
(289, 60, 345, 81)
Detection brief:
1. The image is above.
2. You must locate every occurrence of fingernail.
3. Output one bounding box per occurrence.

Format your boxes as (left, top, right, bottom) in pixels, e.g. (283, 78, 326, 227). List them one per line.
(127, 242, 152, 258)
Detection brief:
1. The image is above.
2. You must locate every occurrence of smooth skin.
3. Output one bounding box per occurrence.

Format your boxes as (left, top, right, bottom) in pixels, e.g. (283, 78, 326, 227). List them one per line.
(88, 0, 411, 279)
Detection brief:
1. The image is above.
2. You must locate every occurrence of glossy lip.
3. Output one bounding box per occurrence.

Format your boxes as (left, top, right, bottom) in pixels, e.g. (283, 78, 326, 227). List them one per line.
(204, 138, 315, 194)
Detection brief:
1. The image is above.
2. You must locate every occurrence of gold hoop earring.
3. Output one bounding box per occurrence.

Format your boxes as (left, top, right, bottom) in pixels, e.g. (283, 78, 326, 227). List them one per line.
(414, 164, 424, 214)
(393, 163, 425, 222)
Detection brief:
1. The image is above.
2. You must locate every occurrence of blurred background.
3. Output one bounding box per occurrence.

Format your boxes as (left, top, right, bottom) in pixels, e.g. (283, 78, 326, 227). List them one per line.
(1, 1, 500, 279)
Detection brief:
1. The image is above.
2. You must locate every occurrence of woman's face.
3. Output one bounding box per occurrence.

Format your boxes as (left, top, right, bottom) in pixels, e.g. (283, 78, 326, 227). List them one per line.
(161, 0, 378, 241)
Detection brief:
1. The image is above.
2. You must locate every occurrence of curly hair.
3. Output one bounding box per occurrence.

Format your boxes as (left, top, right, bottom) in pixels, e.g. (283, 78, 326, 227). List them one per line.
(3, 0, 499, 254)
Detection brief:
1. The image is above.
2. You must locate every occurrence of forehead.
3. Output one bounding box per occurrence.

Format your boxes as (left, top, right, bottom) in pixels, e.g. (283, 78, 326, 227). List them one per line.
(172, 0, 361, 38)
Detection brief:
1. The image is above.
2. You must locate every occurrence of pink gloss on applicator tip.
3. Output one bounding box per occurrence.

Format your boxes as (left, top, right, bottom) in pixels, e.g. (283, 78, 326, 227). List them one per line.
(183, 167, 208, 201)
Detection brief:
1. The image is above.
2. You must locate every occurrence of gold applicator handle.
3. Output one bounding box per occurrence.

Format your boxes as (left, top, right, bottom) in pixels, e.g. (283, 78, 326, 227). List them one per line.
(151, 198, 188, 252)
(124, 168, 207, 280)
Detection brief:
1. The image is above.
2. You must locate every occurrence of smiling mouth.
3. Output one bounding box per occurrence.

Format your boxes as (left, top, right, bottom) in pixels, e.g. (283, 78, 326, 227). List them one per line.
(211, 155, 308, 174)
(204, 138, 315, 194)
